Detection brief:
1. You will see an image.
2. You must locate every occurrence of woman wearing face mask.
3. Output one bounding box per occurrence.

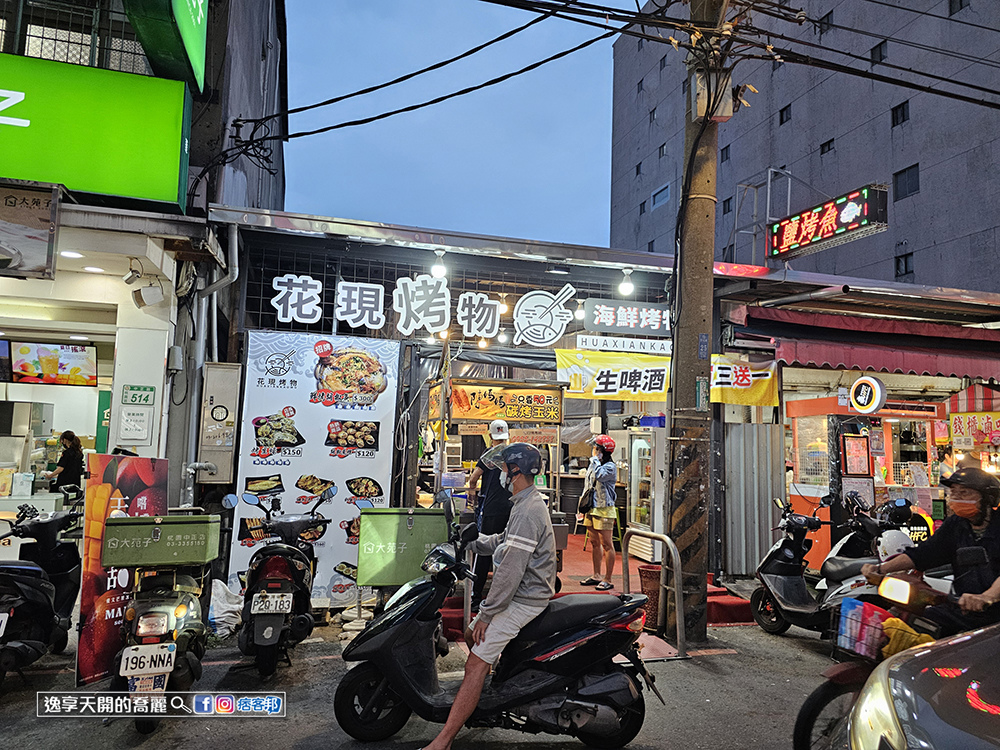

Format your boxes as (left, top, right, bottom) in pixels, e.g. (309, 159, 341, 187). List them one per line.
(580, 434, 618, 591)
(861, 467, 1000, 636)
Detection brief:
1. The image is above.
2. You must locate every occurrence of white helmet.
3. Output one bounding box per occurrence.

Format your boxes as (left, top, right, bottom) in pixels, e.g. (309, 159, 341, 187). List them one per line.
(877, 529, 913, 561)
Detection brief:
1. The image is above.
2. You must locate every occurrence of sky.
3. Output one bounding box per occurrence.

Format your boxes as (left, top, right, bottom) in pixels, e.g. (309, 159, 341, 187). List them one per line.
(283, 1, 618, 248)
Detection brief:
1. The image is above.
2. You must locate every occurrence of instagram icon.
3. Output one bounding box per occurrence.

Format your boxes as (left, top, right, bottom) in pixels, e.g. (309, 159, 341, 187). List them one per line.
(215, 695, 236, 714)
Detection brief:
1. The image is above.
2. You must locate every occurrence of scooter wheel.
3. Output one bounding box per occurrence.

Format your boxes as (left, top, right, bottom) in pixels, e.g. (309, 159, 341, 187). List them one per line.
(577, 687, 645, 748)
(135, 718, 159, 735)
(793, 679, 862, 750)
(51, 627, 69, 655)
(750, 587, 791, 635)
(334, 662, 412, 741)
(256, 644, 279, 678)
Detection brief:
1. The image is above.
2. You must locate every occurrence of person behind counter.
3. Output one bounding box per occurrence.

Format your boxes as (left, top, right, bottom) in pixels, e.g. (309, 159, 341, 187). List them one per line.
(580, 434, 618, 591)
(467, 419, 513, 611)
(41, 430, 84, 490)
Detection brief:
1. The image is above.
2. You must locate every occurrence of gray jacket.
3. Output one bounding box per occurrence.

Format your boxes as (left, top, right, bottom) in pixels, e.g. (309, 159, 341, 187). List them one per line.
(473, 484, 556, 624)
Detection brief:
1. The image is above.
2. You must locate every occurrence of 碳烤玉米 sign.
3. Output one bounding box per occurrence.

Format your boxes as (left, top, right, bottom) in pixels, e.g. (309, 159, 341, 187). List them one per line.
(769, 185, 888, 261)
(0, 53, 191, 207)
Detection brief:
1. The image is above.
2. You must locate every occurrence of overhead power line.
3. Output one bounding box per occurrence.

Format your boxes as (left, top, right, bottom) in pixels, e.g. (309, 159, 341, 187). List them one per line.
(858, 0, 1000, 35)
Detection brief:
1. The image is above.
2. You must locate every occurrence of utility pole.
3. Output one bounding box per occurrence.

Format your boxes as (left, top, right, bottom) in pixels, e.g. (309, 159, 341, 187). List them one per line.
(666, 0, 724, 645)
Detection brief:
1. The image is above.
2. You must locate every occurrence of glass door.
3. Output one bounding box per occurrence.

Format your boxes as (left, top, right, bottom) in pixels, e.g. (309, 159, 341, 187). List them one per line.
(629, 434, 652, 529)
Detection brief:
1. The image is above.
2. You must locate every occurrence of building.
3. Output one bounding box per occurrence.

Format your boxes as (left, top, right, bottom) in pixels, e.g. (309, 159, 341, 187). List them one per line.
(610, 0, 1000, 291)
(0, 0, 286, 496)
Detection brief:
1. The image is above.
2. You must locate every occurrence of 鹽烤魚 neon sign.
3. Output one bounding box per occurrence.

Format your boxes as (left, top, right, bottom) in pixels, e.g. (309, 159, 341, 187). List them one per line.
(769, 184, 888, 261)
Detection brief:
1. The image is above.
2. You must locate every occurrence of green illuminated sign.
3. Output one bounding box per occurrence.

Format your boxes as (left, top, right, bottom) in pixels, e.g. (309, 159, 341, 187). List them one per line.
(123, 0, 208, 93)
(0, 54, 191, 208)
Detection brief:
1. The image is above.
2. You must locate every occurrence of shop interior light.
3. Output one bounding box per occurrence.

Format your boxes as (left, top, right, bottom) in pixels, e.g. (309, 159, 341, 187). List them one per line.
(498, 328, 508, 343)
(956, 452, 965, 460)
(59, 251, 84, 259)
(478, 338, 488, 349)
(546, 264, 571, 275)
(575, 300, 585, 320)
(438, 330, 449, 340)
(69, 335, 88, 341)
(498, 294, 509, 314)
(83, 266, 105, 273)
(431, 250, 447, 278)
(619, 268, 635, 296)
(425, 335, 435, 345)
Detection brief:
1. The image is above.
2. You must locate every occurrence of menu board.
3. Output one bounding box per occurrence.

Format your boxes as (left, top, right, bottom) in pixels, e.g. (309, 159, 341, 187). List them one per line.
(10, 342, 97, 386)
(842, 434, 871, 477)
(229, 332, 400, 608)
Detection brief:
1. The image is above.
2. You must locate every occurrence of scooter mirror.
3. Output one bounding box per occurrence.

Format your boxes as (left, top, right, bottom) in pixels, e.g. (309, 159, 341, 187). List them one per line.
(313, 485, 337, 513)
(435, 490, 454, 525)
(242, 493, 261, 507)
(222, 494, 238, 510)
(819, 495, 833, 508)
(773, 497, 785, 510)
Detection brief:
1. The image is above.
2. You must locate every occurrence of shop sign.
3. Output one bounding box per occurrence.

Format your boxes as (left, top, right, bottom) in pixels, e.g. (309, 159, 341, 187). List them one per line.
(449, 383, 562, 424)
(849, 376, 887, 414)
(335, 281, 386, 330)
(0, 180, 59, 279)
(769, 184, 888, 261)
(231, 331, 400, 609)
(950, 412, 1000, 447)
(271, 273, 324, 324)
(575, 334, 671, 355)
(0, 53, 191, 207)
(710, 355, 778, 406)
(121, 385, 156, 405)
(123, 0, 208, 92)
(513, 284, 576, 346)
(583, 298, 670, 336)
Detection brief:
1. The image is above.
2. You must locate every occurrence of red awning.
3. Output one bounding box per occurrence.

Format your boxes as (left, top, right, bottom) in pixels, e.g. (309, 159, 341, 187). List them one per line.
(948, 384, 1000, 414)
(776, 338, 1000, 380)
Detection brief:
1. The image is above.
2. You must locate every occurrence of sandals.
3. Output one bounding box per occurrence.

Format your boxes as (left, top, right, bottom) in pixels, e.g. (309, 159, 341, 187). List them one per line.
(595, 581, 614, 591)
(580, 576, 601, 586)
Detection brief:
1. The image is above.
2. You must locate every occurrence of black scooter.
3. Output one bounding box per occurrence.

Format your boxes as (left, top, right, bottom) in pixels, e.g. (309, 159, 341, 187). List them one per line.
(334, 492, 663, 747)
(0, 485, 83, 688)
(234, 488, 333, 677)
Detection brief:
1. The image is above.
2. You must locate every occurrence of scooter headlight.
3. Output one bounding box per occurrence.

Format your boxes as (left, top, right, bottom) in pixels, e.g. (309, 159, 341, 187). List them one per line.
(135, 612, 169, 637)
(849, 661, 905, 750)
(421, 544, 456, 574)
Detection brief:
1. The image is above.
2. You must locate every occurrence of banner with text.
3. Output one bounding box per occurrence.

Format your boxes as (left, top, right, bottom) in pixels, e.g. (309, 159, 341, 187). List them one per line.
(230, 332, 400, 608)
(447, 383, 563, 423)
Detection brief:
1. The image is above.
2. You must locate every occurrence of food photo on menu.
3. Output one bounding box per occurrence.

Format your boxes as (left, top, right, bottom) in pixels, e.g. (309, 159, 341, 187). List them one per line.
(313, 345, 388, 405)
(10, 342, 97, 385)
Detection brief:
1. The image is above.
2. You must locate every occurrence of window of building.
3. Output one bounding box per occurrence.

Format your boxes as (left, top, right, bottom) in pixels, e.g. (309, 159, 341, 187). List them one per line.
(647, 240, 655, 253)
(649, 108, 657, 123)
(893, 164, 920, 200)
(638, 38, 643, 51)
(949, 0, 970, 14)
(660, 55, 667, 71)
(639, 201, 647, 215)
(652, 184, 670, 209)
(818, 11, 833, 34)
(635, 163, 642, 177)
(722, 197, 732, 214)
(720, 145, 730, 162)
(659, 143, 667, 158)
(895, 252, 914, 277)
(820, 138, 834, 154)
(637, 79, 643, 94)
(723, 243, 735, 262)
(891, 100, 910, 127)
(871, 40, 887, 64)
(779, 105, 792, 125)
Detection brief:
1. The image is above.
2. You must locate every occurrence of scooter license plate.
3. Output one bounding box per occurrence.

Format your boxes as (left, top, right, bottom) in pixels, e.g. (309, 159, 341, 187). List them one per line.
(0, 613, 7, 637)
(120, 643, 176, 677)
(251, 592, 293, 615)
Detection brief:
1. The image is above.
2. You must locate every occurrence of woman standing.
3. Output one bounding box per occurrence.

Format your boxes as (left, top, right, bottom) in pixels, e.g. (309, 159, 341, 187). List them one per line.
(42, 430, 84, 490)
(580, 434, 618, 591)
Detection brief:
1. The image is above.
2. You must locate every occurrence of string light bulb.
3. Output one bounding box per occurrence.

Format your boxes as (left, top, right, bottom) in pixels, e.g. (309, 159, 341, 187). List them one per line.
(497, 328, 508, 344)
(499, 293, 509, 314)
(431, 249, 447, 278)
(619, 268, 635, 296)
(438, 329, 448, 340)
(478, 338, 488, 349)
(575, 300, 585, 320)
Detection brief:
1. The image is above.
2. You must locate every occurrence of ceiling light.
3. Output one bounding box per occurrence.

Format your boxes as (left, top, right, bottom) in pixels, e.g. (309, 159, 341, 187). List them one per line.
(546, 264, 571, 275)
(83, 266, 105, 273)
(438, 329, 448, 340)
(575, 300, 585, 320)
(497, 328, 508, 344)
(498, 294, 509, 314)
(431, 249, 447, 278)
(425, 335, 435, 345)
(478, 338, 488, 349)
(619, 268, 635, 296)
(60, 251, 84, 259)
(69, 335, 88, 341)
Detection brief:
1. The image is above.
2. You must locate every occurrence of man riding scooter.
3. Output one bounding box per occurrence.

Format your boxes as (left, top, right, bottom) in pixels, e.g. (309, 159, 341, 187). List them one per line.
(422, 442, 556, 750)
(861, 467, 1000, 636)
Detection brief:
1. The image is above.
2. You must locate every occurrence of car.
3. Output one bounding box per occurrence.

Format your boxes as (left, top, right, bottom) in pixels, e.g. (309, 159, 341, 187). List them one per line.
(828, 622, 1000, 749)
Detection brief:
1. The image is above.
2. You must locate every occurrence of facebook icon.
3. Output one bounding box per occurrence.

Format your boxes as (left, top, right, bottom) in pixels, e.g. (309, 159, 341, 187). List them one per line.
(193, 694, 215, 714)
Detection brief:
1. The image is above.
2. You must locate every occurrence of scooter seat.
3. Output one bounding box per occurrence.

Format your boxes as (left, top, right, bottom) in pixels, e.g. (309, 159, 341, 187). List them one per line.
(515, 594, 623, 643)
(0, 560, 48, 579)
(820, 556, 878, 583)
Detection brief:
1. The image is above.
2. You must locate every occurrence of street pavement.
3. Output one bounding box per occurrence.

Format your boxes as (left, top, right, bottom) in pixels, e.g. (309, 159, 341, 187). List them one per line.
(0, 619, 834, 750)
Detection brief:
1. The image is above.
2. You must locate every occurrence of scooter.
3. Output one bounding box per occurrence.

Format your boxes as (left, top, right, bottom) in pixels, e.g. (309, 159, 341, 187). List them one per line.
(334, 492, 663, 747)
(792, 546, 990, 750)
(233, 488, 333, 677)
(108, 507, 219, 734)
(0, 485, 83, 688)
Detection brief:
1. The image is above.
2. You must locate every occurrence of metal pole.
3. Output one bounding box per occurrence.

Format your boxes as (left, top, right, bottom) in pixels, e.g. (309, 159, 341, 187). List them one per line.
(621, 528, 687, 659)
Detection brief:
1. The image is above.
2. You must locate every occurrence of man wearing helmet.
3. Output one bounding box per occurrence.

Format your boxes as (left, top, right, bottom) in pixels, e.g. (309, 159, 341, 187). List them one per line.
(862, 467, 1000, 635)
(422, 443, 556, 750)
(466, 419, 512, 611)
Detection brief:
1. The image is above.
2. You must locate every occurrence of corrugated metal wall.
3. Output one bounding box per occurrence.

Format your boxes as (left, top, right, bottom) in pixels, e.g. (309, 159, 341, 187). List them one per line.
(724, 423, 784, 576)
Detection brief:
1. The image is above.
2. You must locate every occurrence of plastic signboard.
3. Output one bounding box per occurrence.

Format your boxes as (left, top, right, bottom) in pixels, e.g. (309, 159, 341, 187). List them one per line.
(357, 509, 449, 587)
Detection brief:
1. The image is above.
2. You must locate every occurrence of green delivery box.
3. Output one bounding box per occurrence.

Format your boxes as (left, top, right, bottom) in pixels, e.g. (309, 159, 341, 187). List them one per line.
(357, 509, 449, 587)
(101, 515, 221, 567)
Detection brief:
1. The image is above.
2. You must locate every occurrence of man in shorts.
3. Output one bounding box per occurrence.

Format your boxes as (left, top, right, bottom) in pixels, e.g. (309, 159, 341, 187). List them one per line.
(421, 443, 556, 750)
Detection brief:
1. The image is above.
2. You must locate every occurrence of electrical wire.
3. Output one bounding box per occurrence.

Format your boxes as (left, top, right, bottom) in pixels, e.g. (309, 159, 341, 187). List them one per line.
(857, 0, 1000, 35)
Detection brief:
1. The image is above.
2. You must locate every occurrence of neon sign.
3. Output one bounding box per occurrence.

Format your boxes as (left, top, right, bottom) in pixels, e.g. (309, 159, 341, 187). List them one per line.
(769, 184, 888, 260)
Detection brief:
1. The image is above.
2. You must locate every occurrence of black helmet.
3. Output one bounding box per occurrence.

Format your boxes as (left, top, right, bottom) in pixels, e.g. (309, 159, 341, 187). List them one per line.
(941, 467, 1000, 509)
(499, 443, 542, 477)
